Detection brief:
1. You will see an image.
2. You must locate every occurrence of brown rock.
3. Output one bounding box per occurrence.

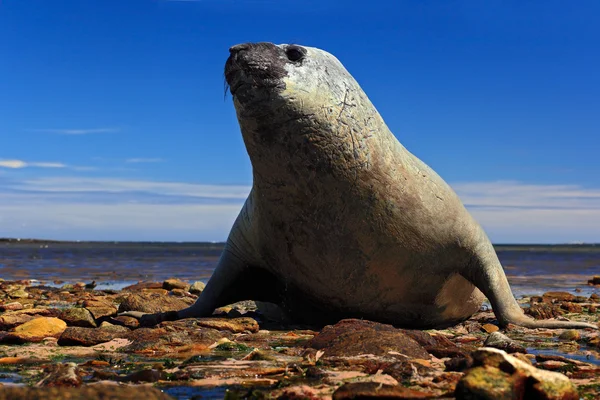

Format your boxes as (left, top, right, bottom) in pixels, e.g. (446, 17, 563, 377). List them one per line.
(456, 348, 579, 400)
(484, 332, 526, 354)
(122, 323, 228, 353)
(543, 291, 576, 302)
(333, 382, 437, 399)
(194, 317, 260, 333)
(58, 325, 130, 346)
(9, 317, 67, 343)
(121, 281, 163, 291)
(58, 307, 97, 328)
(307, 319, 429, 359)
(37, 363, 83, 387)
(402, 329, 470, 358)
(189, 281, 206, 294)
(83, 299, 118, 319)
(525, 303, 566, 319)
(117, 292, 193, 314)
(0, 308, 54, 330)
(111, 315, 140, 329)
(482, 323, 499, 333)
(590, 293, 600, 302)
(142, 288, 169, 295)
(0, 302, 24, 311)
(0, 385, 174, 400)
(561, 302, 583, 313)
(558, 330, 581, 341)
(163, 278, 189, 291)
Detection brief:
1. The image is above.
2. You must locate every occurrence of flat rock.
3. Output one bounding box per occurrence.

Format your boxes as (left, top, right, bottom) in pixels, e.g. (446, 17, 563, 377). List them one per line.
(163, 278, 189, 291)
(7, 317, 67, 343)
(121, 281, 163, 291)
(59, 307, 97, 328)
(117, 292, 194, 314)
(121, 324, 227, 353)
(189, 281, 206, 294)
(0, 385, 174, 400)
(0, 308, 54, 330)
(333, 382, 437, 399)
(82, 299, 118, 319)
(455, 347, 579, 400)
(58, 325, 130, 346)
(307, 319, 429, 359)
(525, 303, 566, 320)
(542, 291, 576, 302)
(483, 332, 526, 353)
(0, 302, 24, 311)
(37, 362, 83, 387)
(193, 317, 260, 333)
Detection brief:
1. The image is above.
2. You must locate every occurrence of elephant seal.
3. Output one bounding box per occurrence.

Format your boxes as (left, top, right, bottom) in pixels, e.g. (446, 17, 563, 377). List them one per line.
(125, 42, 596, 330)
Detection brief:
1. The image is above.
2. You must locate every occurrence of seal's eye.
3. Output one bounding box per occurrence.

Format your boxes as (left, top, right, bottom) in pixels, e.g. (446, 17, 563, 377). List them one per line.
(286, 45, 305, 62)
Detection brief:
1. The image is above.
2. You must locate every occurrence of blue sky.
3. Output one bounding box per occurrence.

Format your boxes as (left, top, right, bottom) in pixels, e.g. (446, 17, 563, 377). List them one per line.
(0, 0, 599, 243)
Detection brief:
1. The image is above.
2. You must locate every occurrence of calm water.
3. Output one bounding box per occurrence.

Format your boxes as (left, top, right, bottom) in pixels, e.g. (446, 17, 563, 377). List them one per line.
(1, 241, 600, 297)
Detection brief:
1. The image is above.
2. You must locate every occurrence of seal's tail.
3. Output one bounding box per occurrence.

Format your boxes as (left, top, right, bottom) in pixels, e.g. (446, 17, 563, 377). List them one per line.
(467, 239, 598, 330)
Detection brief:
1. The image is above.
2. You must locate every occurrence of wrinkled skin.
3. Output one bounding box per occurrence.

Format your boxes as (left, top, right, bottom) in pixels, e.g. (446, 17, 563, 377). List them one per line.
(123, 43, 597, 330)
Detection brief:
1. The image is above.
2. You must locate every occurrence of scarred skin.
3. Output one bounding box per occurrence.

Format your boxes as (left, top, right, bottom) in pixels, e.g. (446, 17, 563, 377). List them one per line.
(123, 42, 597, 330)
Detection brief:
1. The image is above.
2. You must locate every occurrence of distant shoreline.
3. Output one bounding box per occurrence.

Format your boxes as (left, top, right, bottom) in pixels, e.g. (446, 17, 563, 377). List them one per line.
(1, 237, 597, 248)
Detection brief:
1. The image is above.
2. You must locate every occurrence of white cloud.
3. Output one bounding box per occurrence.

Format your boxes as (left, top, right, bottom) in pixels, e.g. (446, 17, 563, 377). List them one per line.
(125, 158, 164, 163)
(0, 159, 67, 169)
(0, 160, 27, 169)
(11, 177, 251, 199)
(32, 128, 119, 135)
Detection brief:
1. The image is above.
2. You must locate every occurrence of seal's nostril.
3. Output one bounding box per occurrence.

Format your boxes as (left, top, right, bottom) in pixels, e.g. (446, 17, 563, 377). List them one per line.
(229, 43, 250, 54)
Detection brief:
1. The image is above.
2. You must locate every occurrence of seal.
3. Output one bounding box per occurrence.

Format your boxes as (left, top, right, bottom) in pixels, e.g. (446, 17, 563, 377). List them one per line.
(124, 42, 596, 330)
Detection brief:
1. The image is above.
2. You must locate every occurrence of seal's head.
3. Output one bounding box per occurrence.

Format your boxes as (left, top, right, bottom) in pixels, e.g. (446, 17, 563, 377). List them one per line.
(225, 42, 383, 171)
(225, 42, 347, 108)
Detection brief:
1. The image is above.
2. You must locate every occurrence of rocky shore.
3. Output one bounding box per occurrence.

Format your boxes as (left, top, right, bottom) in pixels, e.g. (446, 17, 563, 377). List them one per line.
(1, 278, 599, 399)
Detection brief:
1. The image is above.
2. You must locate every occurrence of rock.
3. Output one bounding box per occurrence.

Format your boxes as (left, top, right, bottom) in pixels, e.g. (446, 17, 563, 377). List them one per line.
(482, 323, 499, 333)
(0, 308, 54, 330)
(588, 305, 597, 313)
(58, 325, 130, 346)
(83, 299, 118, 320)
(111, 315, 140, 329)
(117, 292, 193, 314)
(193, 317, 260, 333)
(0, 302, 24, 311)
(543, 291, 576, 302)
(163, 278, 189, 291)
(0, 385, 174, 400)
(558, 330, 581, 341)
(590, 293, 600, 302)
(306, 319, 429, 359)
(483, 332, 526, 354)
(382, 360, 436, 381)
(59, 307, 97, 328)
(121, 281, 163, 291)
(561, 302, 583, 313)
(122, 323, 228, 353)
(120, 369, 166, 383)
(402, 329, 470, 358)
(8, 288, 29, 299)
(189, 281, 206, 294)
(455, 347, 579, 400)
(525, 303, 566, 319)
(37, 363, 83, 387)
(588, 276, 600, 285)
(333, 382, 437, 399)
(170, 288, 187, 297)
(10, 317, 67, 343)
